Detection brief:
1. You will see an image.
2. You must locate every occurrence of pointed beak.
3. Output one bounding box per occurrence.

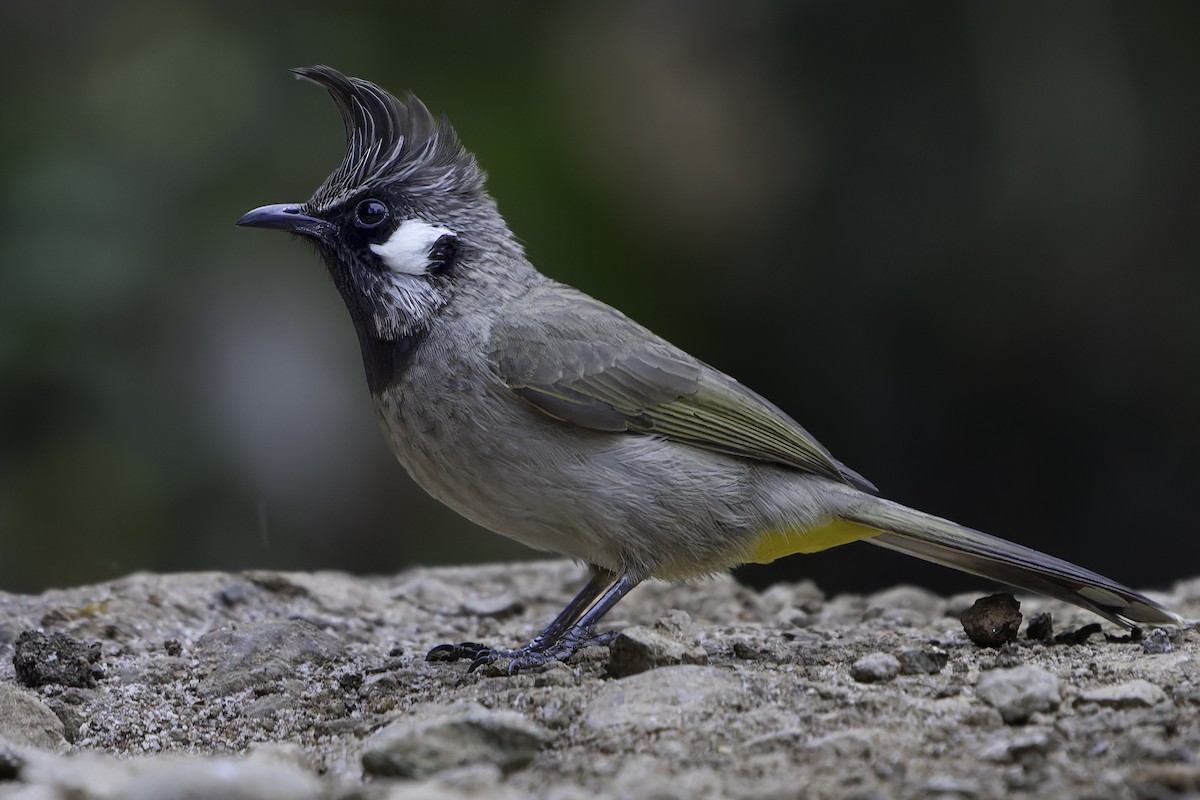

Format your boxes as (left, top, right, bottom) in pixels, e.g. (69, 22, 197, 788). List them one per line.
(236, 203, 332, 238)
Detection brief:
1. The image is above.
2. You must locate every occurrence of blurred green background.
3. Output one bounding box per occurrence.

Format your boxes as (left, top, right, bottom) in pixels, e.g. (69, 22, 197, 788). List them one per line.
(2, 2, 1198, 597)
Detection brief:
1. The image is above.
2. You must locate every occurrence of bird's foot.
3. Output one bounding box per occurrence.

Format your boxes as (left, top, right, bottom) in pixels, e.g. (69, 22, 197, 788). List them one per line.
(425, 640, 533, 672)
(498, 629, 617, 674)
(425, 641, 491, 663)
(425, 629, 617, 675)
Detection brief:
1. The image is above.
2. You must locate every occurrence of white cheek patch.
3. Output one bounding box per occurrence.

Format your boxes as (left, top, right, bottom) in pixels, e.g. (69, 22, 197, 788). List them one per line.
(370, 219, 455, 275)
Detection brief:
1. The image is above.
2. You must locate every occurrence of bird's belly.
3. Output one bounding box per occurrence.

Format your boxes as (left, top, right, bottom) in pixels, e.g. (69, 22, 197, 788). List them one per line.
(373, 385, 857, 579)
(373, 388, 614, 561)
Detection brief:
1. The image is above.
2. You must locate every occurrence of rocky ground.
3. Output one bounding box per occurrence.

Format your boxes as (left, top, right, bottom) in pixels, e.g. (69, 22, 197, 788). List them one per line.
(0, 561, 1196, 800)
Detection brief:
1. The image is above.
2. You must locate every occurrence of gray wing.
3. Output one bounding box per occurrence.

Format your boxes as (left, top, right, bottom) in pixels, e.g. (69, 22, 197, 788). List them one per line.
(488, 285, 875, 491)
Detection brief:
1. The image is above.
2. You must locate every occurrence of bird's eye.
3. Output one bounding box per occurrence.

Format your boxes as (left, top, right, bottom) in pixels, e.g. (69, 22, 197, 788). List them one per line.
(354, 199, 390, 229)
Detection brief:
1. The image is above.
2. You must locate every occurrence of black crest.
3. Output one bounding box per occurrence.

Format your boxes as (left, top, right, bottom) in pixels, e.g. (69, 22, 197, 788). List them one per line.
(295, 66, 483, 212)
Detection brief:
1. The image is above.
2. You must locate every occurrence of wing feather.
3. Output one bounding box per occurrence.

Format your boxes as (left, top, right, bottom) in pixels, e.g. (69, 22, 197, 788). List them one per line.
(489, 285, 875, 491)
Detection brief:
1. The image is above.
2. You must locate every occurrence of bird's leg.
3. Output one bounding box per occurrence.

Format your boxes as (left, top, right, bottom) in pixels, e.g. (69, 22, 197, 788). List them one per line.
(497, 572, 639, 674)
(525, 567, 618, 650)
(425, 567, 618, 666)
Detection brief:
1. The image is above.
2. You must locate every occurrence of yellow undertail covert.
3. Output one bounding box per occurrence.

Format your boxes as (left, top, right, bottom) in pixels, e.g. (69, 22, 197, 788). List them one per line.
(748, 518, 883, 563)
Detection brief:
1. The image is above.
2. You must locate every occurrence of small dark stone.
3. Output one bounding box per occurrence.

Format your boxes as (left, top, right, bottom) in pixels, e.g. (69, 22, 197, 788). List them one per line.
(1026, 612, 1054, 642)
(163, 639, 183, 657)
(731, 640, 764, 661)
(898, 649, 948, 675)
(961, 594, 1022, 648)
(1055, 622, 1102, 645)
(12, 630, 102, 689)
(339, 672, 364, 692)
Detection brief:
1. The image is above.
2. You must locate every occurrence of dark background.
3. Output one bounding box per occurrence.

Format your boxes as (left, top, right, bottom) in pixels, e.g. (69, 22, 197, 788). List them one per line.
(2, 2, 1198, 598)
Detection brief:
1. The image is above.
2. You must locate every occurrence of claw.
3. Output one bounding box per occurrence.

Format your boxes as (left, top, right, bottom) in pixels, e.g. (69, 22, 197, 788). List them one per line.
(467, 649, 503, 673)
(425, 641, 489, 662)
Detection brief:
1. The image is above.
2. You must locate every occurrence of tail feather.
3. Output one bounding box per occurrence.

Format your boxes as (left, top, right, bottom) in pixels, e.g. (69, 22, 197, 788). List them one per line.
(845, 497, 1179, 628)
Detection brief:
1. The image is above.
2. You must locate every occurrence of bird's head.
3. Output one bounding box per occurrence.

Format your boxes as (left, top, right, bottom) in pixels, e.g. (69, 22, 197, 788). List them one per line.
(238, 66, 520, 346)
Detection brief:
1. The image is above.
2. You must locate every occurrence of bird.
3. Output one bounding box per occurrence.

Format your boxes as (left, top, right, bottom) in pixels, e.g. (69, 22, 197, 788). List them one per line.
(237, 66, 1178, 673)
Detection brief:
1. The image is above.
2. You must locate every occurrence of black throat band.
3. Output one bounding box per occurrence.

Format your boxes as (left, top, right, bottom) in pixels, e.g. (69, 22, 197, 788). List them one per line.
(357, 326, 430, 395)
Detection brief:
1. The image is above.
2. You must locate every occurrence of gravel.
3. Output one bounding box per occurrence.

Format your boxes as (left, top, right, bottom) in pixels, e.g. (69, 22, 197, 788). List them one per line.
(0, 561, 1194, 799)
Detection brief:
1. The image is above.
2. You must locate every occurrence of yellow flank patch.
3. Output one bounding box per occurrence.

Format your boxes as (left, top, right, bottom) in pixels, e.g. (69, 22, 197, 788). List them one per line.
(747, 519, 883, 564)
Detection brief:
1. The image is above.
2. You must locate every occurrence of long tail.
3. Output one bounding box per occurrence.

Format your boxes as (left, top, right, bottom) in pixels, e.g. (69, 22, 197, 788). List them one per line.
(843, 496, 1179, 627)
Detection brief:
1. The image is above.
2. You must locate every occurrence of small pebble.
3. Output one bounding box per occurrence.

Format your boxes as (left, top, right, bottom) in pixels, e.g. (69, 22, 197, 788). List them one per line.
(1077, 680, 1167, 709)
(975, 665, 1061, 724)
(850, 652, 900, 683)
(961, 594, 1022, 648)
(607, 624, 707, 678)
(12, 630, 103, 689)
(219, 581, 251, 607)
(1142, 628, 1173, 655)
(362, 705, 545, 778)
(1025, 612, 1054, 642)
(898, 649, 948, 675)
